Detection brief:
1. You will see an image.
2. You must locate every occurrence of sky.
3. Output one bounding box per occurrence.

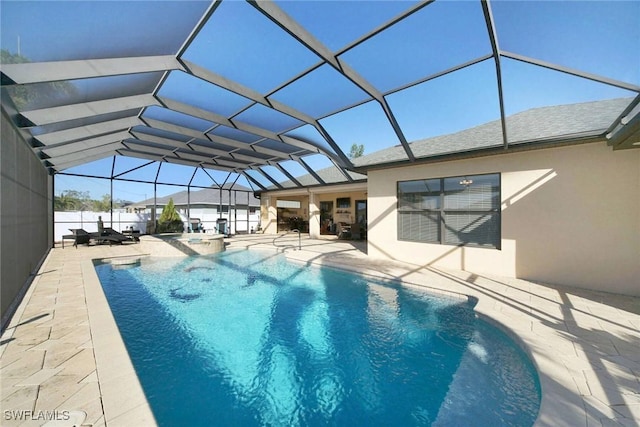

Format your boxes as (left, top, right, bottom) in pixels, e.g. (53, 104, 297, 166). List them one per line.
(1, 0, 638, 201)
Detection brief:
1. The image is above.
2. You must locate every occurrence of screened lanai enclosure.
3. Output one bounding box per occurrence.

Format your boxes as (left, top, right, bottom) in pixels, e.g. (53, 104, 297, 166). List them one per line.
(2, 0, 640, 327)
(1, 0, 638, 196)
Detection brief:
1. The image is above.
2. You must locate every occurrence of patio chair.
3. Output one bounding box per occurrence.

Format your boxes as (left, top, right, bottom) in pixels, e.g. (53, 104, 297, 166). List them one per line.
(62, 228, 95, 248)
(337, 222, 351, 239)
(121, 228, 141, 242)
(95, 228, 136, 245)
(350, 223, 362, 240)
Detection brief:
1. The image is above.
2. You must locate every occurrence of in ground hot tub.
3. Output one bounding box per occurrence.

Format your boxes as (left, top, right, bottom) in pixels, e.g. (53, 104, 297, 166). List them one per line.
(139, 233, 225, 257)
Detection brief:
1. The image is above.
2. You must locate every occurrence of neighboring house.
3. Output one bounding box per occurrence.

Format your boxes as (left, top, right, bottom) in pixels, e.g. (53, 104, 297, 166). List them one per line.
(136, 183, 261, 234)
(259, 99, 640, 296)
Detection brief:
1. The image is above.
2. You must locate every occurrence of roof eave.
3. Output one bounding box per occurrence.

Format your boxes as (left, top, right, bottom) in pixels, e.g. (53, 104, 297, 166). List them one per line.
(353, 132, 608, 174)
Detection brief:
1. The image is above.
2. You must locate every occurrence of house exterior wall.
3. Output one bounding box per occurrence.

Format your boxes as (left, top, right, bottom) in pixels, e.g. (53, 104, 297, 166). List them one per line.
(367, 141, 640, 296)
(260, 186, 368, 238)
(1, 108, 52, 325)
(315, 191, 367, 223)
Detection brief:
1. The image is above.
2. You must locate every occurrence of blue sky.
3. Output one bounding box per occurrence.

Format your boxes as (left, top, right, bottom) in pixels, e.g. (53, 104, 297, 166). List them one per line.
(2, 0, 638, 201)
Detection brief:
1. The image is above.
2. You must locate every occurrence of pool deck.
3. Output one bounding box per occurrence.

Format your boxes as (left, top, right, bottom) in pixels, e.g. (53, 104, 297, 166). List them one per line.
(1, 234, 638, 426)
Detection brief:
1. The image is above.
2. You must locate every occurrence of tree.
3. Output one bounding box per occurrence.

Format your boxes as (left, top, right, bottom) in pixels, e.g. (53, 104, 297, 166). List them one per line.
(156, 198, 184, 233)
(2, 49, 77, 110)
(92, 194, 112, 212)
(54, 193, 74, 211)
(1, 50, 30, 110)
(349, 143, 364, 159)
(54, 190, 91, 211)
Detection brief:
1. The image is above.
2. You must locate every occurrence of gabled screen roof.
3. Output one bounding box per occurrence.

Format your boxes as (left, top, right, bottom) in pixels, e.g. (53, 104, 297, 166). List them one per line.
(1, 0, 638, 191)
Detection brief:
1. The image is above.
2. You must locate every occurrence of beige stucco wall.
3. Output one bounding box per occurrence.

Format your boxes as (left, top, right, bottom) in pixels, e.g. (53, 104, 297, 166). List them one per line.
(367, 142, 640, 296)
(309, 188, 367, 238)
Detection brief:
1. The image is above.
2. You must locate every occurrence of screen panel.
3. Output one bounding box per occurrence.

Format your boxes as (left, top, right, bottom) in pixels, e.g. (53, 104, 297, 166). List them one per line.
(142, 106, 215, 133)
(319, 100, 403, 163)
(0, 1, 209, 62)
(234, 103, 303, 133)
(386, 59, 503, 157)
(275, 0, 418, 52)
(181, 0, 321, 94)
(492, 1, 640, 86)
(339, 1, 491, 92)
(158, 71, 253, 117)
(270, 63, 371, 119)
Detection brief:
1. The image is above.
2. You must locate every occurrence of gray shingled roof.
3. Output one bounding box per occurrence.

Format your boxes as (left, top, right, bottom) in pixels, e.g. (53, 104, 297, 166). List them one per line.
(260, 98, 632, 191)
(353, 98, 632, 167)
(138, 183, 259, 207)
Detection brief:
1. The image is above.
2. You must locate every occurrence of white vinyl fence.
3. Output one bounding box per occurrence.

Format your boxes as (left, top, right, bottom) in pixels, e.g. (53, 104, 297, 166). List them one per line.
(54, 210, 260, 242)
(54, 211, 149, 242)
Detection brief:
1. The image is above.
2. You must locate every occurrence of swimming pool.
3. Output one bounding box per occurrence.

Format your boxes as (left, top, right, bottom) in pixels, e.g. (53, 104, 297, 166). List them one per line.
(95, 249, 540, 426)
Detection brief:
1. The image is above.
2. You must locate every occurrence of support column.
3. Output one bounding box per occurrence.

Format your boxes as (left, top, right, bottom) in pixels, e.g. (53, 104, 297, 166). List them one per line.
(260, 195, 278, 234)
(228, 189, 232, 234)
(152, 182, 157, 234)
(110, 178, 114, 228)
(308, 191, 320, 239)
(50, 173, 55, 248)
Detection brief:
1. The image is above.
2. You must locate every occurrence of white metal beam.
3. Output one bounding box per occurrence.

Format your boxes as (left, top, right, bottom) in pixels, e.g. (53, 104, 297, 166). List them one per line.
(117, 150, 166, 163)
(42, 131, 131, 157)
(21, 94, 160, 125)
(1, 55, 183, 85)
(48, 142, 123, 165)
(36, 116, 142, 146)
(51, 152, 116, 171)
(128, 132, 187, 150)
(141, 117, 205, 140)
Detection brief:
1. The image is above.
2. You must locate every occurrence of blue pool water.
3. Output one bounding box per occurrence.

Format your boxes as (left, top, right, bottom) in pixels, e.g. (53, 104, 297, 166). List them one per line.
(95, 249, 540, 426)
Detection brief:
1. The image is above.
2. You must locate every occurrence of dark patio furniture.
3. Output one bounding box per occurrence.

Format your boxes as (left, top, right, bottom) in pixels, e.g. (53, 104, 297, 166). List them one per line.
(62, 229, 94, 248)
(337, 222, 351, 239)
(62, 227, 137, 248)
(96, 228, 137, 245)
(122, 229, 141, 242)
(350, 223, 362, 240)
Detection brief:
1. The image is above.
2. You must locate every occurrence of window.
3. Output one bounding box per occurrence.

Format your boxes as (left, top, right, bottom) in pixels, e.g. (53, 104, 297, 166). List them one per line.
(398, 173, 500, 248)
(336, 197, 351, 208)
(277, 199, 301, 209)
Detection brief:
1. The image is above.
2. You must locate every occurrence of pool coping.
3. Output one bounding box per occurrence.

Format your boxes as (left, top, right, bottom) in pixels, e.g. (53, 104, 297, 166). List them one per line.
(82, 257, 157, 426)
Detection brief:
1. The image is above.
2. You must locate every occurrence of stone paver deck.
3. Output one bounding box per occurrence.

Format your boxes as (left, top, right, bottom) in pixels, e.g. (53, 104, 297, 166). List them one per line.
(1, 234, 639, 426)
